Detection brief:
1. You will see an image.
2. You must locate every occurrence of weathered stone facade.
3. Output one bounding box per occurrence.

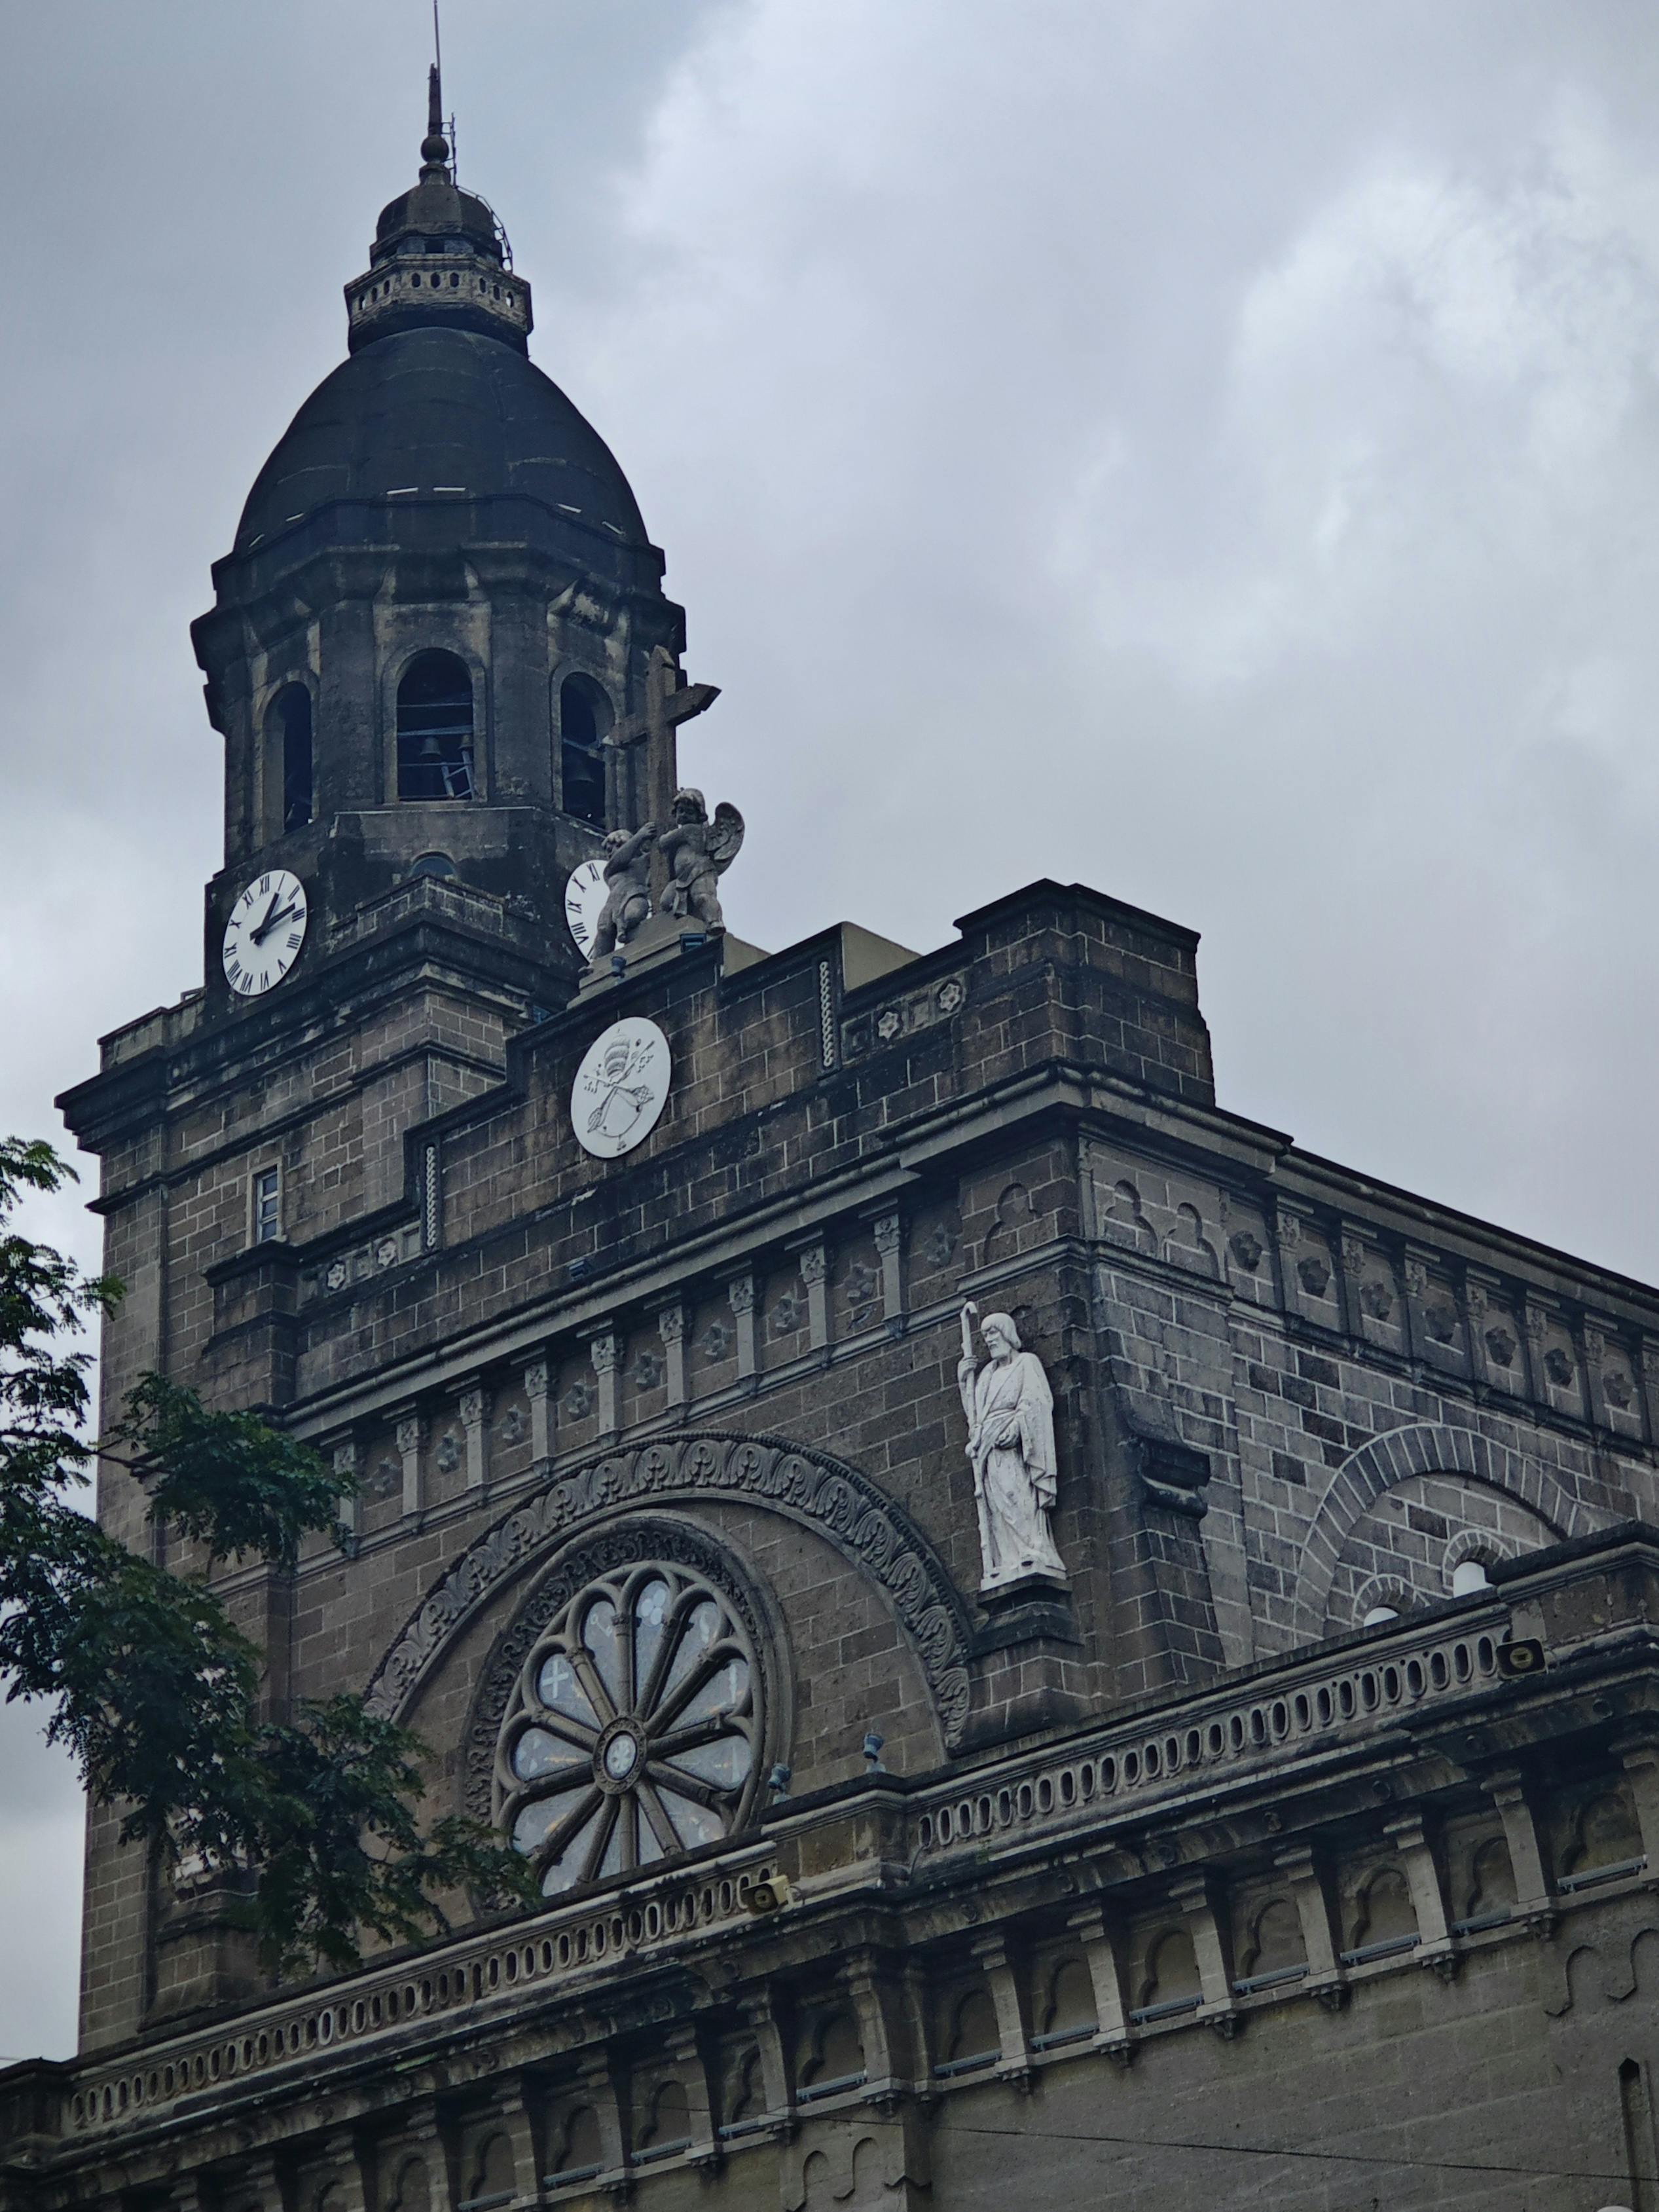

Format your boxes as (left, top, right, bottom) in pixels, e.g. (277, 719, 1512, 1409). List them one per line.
(6, 85, 1659, 2212)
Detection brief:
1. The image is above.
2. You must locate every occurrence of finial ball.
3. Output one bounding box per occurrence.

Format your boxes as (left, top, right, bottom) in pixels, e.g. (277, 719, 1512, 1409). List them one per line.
(422, 131, 450, 164)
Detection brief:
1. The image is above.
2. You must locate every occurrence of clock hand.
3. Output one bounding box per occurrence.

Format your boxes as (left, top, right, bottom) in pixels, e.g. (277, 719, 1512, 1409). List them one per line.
(249, 892, 281, 944)
(252, 900, 302, 946)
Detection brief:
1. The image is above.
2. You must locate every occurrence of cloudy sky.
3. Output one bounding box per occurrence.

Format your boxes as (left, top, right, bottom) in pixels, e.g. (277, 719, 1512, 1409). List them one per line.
(5, 0, 1659, 2059)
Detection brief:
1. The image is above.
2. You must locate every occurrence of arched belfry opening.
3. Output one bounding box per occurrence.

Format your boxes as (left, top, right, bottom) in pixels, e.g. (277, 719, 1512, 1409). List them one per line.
(558, 674, 611, 828)
(266, 684, 313, 836)
(397, 652, 475, 802)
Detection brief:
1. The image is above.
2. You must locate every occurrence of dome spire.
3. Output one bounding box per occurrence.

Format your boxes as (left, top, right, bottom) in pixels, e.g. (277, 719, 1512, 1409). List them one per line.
(420, 60, 450, 179)
(342, 33, 533, 356)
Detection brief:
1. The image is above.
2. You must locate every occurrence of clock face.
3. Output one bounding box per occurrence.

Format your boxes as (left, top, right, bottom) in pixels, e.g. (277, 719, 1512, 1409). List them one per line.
(564, 858, 608, 958)
(222, 868, 309, 998)
(570, 1017, 672, 1160)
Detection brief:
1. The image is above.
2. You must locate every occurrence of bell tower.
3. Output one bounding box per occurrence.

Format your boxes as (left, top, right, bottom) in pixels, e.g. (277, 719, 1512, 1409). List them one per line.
(189, 65, 685, 999)
(58, 81, 706, 2039)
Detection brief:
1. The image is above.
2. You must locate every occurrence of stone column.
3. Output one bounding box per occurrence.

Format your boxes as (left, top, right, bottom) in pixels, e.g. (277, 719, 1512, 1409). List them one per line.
(1274, 1845, 1342, 1997)
(395, 1409, 424, 1519)
(664, 2022, 716, 2160)
(1582, 1319, 1611, 1431)
(1639, 1338, 1659, 1450)
(522, 1354, 553, 1467)
(1402, 1250, 1432, 1365)
(1520, 1297, 1550, 1408)
(1465, 1272, 1499, 1390)
(873, 1211, 904, 1333)
(320, 2128, 369, 2212)
(1484, 1768, 1554, 1923)
(1384, 1813, 1453, 1968)
(1273, 1205, 1307, 1319)
(401, 2105, 456, 2212)
(331, 1434, 360, 1543)
(847, 1949, 913, 2093)
(1171, 1871, 1237, 2027)
(1065, 1903, 1132, 2055)
(1338, 1228, 1368, 1342)
(795, 1236, 831, 1355)
(657, 1300, 687, 1410)
(900, 1958, 936, 2088)
(458, 1384, 490, 1493)
(479, 2079, 541, 2207)
(1616, 1739, 1659, 1870)
(728, 1274, 759, 1382)
(970, 1931, 1032, 2086)
(746, 1984, 795, 2127)
(589, 1329, 620, 1439)
(572, 2052, 627, 2182)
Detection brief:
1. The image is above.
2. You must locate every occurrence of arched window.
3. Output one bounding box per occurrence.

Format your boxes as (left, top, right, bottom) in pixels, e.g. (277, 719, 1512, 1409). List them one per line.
(559, 675, 610, 828)
(268, 686, 313, 833)
(397, 651, 475, 801)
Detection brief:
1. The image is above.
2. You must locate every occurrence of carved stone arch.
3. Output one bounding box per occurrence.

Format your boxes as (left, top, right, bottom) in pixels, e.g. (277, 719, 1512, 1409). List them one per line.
(1290, 1422, 1591, 1648)
(365, 1429, 974, 1746)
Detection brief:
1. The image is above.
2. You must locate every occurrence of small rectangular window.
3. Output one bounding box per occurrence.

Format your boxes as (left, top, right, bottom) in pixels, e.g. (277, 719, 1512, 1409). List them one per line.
(253, 1166, 282, 1245)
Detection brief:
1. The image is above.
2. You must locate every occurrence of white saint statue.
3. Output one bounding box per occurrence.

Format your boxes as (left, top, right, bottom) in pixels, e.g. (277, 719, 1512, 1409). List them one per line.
(957, 1302, 1066, 1591)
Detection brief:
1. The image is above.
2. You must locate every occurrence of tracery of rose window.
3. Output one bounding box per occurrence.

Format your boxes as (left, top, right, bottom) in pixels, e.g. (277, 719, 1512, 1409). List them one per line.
(496, 1562, 762, 1896)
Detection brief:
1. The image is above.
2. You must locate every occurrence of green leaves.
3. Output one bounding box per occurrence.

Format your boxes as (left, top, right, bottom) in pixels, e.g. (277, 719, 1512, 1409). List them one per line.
(1, 1137, 534, 1981)
(234, 1701, 540, 1976)
(113, 1373, 356, 1570)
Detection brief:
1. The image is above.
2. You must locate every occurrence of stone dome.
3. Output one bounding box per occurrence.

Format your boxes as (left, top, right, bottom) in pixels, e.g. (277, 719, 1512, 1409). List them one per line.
(234, 326, 649, 555)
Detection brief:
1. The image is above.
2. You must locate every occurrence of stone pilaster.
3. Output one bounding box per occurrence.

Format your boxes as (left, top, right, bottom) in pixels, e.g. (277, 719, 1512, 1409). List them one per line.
(657, 1300, 687, 1409)
(1065, 1903, 1132, 2055)
(458, 1383, 490, 1492)
(395, 1408, 424, 1519)
(331, 1433, 360, 1541)
(794, 1236, 830, 1354)
(522, 1354, 553, 1467)
(1616, 1739, 1659, 1869)
(1385, 1813, 1453, 1968)
(970, 1931, 1032, 2086)
(1484, 1768, 1553, 1923)
(873, 1210, 904, 1332)
(747, 1984, 795, 2128)
(588, 1329, 620, 1438)
(728, 1274, 759, 1381)
(1274, 1844, 1342, 1998)
(1171, 1871, 1237, 2028)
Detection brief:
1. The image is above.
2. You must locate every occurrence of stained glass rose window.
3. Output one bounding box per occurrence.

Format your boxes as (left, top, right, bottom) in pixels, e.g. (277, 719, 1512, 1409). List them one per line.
(495, 1561, 763, 1896)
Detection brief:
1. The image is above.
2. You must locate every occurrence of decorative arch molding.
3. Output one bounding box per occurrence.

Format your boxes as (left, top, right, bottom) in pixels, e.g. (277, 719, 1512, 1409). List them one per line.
(1292, 1422, 1592, 1647)
(364, 1430, 975, 1746)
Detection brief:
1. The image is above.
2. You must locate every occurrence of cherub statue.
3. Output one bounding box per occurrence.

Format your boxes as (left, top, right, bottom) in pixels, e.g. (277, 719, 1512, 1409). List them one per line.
(957, 1302, 1066, 1591)
(657, 788, 744, 932)
(591, 822, 657, 960)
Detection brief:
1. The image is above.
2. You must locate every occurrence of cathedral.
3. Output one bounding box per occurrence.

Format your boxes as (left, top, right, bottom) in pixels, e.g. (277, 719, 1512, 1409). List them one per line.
(5, 72, 1659, 2212)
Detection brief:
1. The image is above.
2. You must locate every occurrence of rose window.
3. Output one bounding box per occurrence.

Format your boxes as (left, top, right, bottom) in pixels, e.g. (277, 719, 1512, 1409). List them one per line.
(496, 1562, 762, 1896)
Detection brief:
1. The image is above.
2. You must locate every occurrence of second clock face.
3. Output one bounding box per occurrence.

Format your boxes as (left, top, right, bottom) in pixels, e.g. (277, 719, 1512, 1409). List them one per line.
(564, 858, 608, 957)
(222, 868, 309, 998)
(570, 1018, 672, 1159)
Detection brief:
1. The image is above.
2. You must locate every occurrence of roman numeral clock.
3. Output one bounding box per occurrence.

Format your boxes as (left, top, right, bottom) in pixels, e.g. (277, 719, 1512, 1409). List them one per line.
(221, 867, 309, 997)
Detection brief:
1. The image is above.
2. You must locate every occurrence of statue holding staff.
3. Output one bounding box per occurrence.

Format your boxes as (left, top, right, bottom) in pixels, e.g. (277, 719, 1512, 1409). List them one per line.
(957, 1301, 1066, 1591)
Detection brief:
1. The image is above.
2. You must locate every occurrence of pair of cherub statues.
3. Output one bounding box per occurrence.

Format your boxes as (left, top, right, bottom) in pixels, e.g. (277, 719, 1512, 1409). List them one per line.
(590, 788, 745, 961)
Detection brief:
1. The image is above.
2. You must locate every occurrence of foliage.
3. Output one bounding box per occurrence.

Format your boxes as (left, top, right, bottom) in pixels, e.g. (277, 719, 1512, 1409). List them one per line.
(0, 1137, 538, 1976)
